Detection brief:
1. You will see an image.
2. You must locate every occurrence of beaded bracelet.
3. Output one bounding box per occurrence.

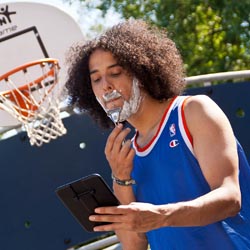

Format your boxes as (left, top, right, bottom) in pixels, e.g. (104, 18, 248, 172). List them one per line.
(111, 173, 136, 186)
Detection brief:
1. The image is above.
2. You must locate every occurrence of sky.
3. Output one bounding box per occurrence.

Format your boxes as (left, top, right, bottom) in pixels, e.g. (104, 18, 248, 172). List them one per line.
(7, 0, 122, 38)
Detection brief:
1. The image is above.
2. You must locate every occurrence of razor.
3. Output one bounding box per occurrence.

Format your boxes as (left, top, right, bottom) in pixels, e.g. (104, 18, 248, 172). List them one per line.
(107, 107, 122, 125)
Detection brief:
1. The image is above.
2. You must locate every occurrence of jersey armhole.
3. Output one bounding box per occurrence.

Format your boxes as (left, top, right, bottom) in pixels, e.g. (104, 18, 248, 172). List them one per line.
(181, 96, 193, 146)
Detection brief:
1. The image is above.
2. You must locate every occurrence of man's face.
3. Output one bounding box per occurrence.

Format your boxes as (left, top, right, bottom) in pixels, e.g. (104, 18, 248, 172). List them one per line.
(89, 48, 142, 122)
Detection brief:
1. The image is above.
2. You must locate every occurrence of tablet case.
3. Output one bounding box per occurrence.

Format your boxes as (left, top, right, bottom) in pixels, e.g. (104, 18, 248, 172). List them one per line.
(55, 173, 120, 232)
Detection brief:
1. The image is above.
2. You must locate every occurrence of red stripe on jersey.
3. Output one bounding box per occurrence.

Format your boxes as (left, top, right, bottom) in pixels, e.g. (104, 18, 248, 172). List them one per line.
(134, 96, 177, 152)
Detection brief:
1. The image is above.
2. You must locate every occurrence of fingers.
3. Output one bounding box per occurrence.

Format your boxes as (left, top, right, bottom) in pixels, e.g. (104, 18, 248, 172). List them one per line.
(89, 206, 125, 232)
(89, 207, 130, 232)
(104, 124, 135, 178)
(105, 124, 132, 156)
(88, 203, 160, 233)
(89, 214, 124, 224)
(89, 205, 144, 232)
(120, 139, 135, 158)
(89, 206, 129, 224)
(92, 222, 123, 232)
(94, 205, 129, 214)
(125, 144, 136, 161)
(105, 123, 123, 155)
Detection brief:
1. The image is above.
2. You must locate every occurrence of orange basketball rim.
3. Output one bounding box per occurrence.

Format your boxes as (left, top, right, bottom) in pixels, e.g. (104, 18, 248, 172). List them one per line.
(0, 58, 59, 118)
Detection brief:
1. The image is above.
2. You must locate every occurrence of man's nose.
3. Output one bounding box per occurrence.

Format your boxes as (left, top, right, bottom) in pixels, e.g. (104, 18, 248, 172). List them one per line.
(101, 77, 113, 91)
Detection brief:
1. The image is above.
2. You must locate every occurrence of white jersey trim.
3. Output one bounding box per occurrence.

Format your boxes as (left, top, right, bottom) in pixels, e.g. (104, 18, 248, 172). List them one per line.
(178, 96, 195, 155)
(134, 97, 179, 157)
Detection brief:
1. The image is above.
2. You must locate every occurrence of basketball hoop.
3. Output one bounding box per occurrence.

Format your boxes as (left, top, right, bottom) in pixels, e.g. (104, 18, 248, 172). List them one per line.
(0, 58, 67, 146)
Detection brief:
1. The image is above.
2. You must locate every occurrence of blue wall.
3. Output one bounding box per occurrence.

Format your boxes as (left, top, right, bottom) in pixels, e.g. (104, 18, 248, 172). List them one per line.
(0, 81, 249, 250)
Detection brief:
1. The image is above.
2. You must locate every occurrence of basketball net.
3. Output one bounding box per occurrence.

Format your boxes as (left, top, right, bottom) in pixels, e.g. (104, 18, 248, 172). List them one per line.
(0, 58, 67, 146)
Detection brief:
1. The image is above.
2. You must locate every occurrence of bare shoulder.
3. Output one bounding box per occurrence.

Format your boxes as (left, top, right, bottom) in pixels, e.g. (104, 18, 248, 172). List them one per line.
(183, 95, 229, 126)
(184, 94, 220, 114)
(182, 96, 238, 191)
(183, 94, 235, 142)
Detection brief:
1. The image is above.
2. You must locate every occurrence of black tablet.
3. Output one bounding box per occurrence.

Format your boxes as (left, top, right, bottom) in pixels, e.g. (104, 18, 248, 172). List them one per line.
(55, 173, 120, 232)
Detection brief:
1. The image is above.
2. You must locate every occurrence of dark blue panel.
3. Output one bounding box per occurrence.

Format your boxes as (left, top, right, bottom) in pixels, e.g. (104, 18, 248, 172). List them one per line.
(0, 114, 112, 250)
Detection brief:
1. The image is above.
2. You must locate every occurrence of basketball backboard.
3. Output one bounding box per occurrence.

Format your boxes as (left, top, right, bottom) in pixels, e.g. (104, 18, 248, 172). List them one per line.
(0, 1, 84, 127)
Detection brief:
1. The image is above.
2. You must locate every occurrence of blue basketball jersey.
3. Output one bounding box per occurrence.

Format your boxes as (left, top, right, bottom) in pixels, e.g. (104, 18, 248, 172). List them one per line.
(132, 96, 250, 250)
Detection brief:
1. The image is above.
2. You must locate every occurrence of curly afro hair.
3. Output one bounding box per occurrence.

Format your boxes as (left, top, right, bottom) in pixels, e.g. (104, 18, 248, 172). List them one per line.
(65, 19, 186, 129)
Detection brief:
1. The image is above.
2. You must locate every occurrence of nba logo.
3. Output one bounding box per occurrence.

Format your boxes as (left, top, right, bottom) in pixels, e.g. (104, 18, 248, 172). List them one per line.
(169, 123, 176, 137)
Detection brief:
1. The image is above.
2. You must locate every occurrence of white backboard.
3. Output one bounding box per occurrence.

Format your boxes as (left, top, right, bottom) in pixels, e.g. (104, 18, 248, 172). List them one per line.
(0, 1, 84, 127)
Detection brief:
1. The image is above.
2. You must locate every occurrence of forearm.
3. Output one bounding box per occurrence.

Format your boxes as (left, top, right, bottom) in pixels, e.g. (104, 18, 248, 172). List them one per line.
(113, 183, 148, 249)
(162, 186, 241, 227)
(115, 230, 148, 250)
(113, 182, 136, 204)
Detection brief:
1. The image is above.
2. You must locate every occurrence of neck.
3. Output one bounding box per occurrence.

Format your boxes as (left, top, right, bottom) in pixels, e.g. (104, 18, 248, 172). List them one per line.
(127, 95, 173, 147)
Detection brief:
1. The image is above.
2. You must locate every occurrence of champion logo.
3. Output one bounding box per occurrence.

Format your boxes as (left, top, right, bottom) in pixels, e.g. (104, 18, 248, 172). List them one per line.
(169, 139, 179, 148)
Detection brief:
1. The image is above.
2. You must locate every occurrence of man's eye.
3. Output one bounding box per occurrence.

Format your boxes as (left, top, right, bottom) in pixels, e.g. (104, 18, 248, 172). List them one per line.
(111, 72, 121, 77)
(92, 77, 100, 83)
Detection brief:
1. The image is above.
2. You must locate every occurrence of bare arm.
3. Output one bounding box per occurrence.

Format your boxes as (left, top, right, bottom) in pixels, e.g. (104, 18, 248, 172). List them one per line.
(101, 124, 148, 249)
(112, 183, 148, 250)
(171, 95, 241, 226)
(90, 95, 241, 232)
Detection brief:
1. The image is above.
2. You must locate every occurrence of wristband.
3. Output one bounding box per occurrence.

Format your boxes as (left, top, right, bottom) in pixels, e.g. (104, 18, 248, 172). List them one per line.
(111, 173, 136, 186)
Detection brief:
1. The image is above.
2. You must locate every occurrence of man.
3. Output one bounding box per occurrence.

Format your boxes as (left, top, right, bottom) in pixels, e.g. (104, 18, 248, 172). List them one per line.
(66, 19, 250, 249)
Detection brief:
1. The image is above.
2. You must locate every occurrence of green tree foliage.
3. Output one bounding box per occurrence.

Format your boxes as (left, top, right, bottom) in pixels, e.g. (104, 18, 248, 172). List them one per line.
(96, 0, 250, 76)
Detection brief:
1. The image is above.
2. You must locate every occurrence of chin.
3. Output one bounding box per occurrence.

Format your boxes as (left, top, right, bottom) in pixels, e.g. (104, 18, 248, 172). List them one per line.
(106, 101, 123, 111)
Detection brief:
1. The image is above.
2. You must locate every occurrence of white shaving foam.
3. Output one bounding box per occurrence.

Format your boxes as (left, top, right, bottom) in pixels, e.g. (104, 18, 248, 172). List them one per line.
(95, 77, 142, 123)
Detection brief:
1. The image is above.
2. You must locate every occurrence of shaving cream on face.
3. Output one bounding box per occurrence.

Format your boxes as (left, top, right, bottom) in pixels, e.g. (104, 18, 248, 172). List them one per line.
(96, 90, 121, 113)
(103, 90, 122, 102)
(119, 77, 142, 121)
(95, 77, 142, 123)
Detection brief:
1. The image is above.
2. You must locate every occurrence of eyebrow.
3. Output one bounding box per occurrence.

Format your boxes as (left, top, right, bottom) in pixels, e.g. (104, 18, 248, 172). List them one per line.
(89, 63, 120, 75)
